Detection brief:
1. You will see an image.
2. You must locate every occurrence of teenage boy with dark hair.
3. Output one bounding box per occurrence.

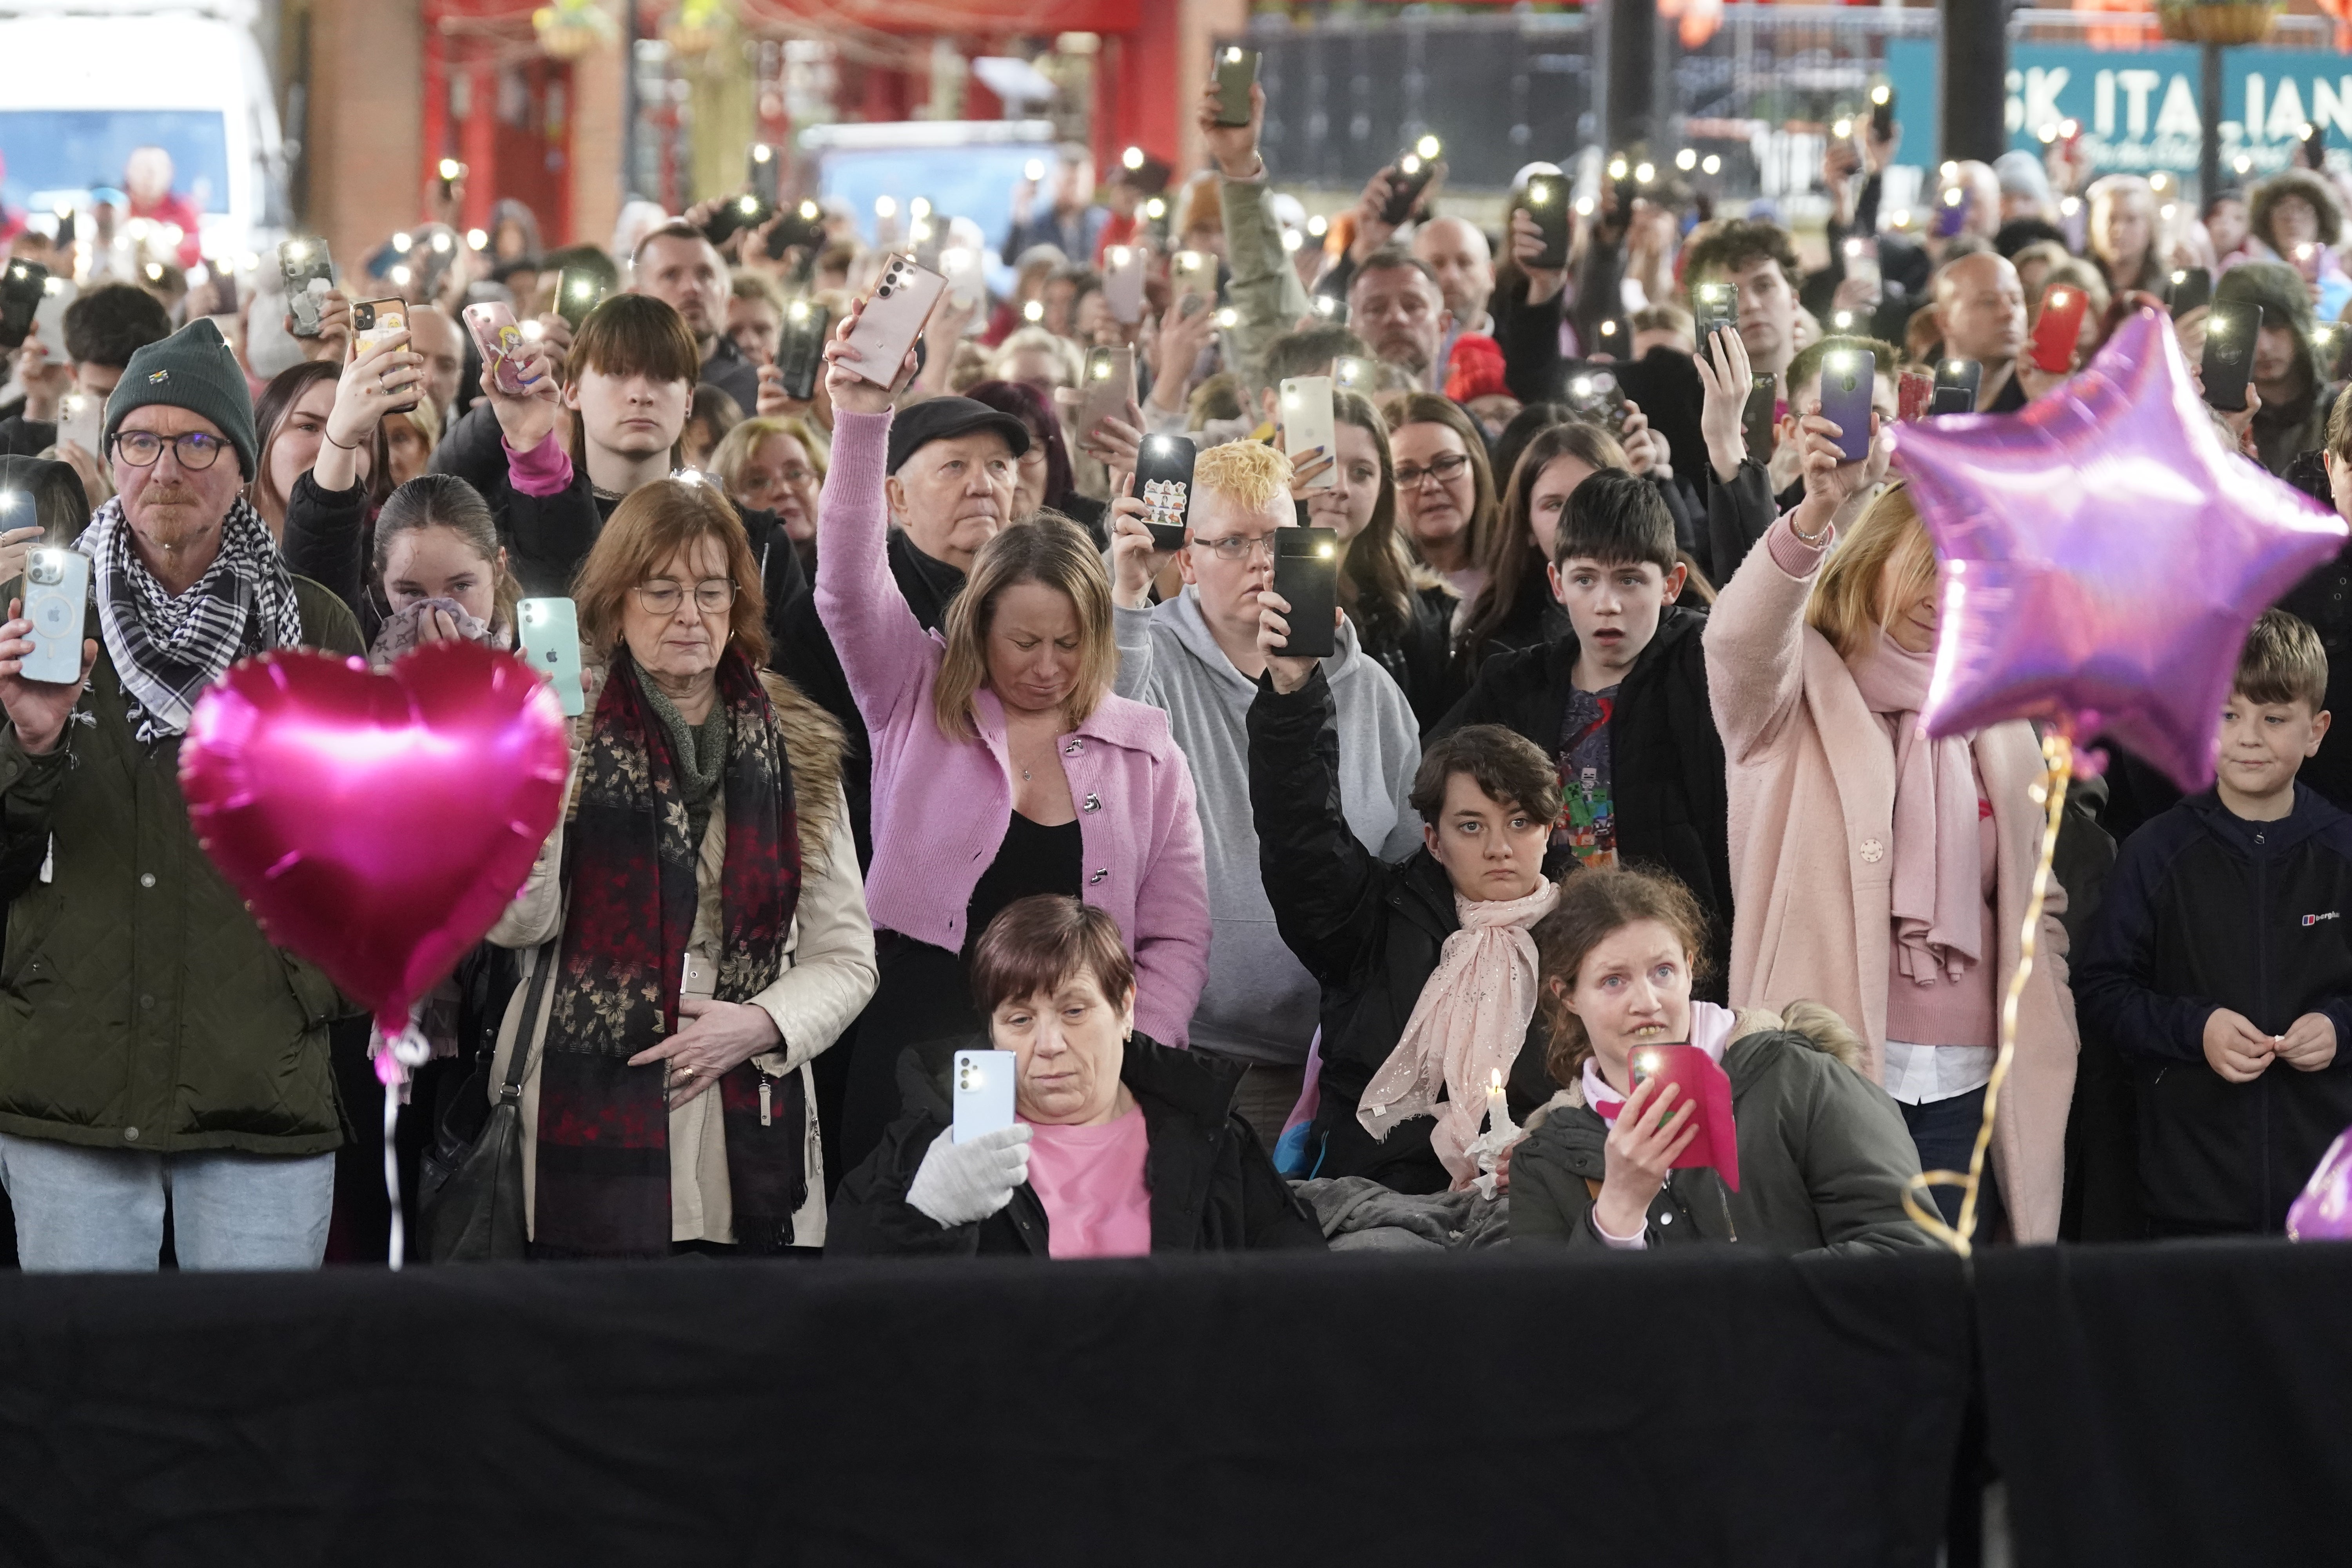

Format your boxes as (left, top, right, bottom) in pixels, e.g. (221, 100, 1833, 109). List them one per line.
(1, 281, 174, 456)
(1434, 468, 1731, 993)
(2077, 609, 2352, 1236)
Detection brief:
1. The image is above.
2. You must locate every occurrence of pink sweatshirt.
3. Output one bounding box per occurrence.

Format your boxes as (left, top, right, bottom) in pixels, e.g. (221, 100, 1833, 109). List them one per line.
(813, 411, 1210, 1046)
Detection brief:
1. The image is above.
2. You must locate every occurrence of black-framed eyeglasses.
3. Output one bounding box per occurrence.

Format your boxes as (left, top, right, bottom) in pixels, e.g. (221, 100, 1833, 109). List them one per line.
(1393, 451, 1472, 489)
(113, 430, 230, 471)
(634, 579, 737, 615)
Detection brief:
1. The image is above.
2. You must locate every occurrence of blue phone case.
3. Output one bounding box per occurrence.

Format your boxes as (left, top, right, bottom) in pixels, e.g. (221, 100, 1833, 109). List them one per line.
(517, 597, 585, 717)
(952, 1050, 1018, 1144)
(19, 548, 86, 686)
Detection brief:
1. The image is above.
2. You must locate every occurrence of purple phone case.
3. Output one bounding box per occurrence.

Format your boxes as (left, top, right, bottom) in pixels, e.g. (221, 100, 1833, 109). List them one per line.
(1818, 357, 1876, 464)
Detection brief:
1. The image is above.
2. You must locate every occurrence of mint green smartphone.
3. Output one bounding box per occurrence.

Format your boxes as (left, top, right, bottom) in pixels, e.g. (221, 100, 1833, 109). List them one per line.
(517, 597, 584, 717)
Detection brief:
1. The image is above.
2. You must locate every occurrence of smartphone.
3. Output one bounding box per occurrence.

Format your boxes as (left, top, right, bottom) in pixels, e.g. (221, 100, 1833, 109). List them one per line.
(952, 1049, 1018, 1145)
(1280, 375, 1337, 492)
(1932, 185, 1968, 240)
(1172, 249, 1217, 311)
(704, 191, 774, 247)
(1136, 434, 1198, 551)
(1930, 357, 1982, 416)
(2168, 266, 2212, 319)
(1692, 280, 1737, 341)
(1816, 346, 1875, 463)
(776, 298, 830, 401)
(350, 299, 419, 414)
(2306, 120, 2328, 171)
(1740, 374, 1777, 465)
(278, 239, 336, 338)
(1869, 82, 1896, 142)
(30, 276, 71, 360)
(1381, 143, 1440, 227)
(517, 597, 586, 718)
(840, 254, 947, 391)
(1897, 369, 1933, 424)
(54, 390, 101, 456)
(746, 141, 781, 204)
(554, 264, 609, 331)
(461, 301, 529, 397)
(1310, 292, 1349, 326)
(1565, 370, 1626, 433)
(1076, 345, 1137, 448)
(1213, 45, 1259, 128)
(1103, 245, 1147, 325)
(1625, 1042, 1740, 1189)
(0, 259, 47, 352)
(2201, 300, 2261, 413)
(767, 198, 828, 261)
(1270, 528, 1341, 659)
(2029, 284, 2088, 376)
(19, 547, 87, 686)
(1523, 174, 1570, 270)
(2317, 321, 2350, 382)
(681, 950, 717, 1002)
(1333, 355, 1376, 397)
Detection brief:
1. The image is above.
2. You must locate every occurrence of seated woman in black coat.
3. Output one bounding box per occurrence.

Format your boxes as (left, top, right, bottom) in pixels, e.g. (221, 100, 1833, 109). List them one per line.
(829, 896, 1323, 1259)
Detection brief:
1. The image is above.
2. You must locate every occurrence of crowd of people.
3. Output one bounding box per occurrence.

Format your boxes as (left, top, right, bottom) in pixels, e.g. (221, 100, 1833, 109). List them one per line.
(3, 73, 2351, 1270)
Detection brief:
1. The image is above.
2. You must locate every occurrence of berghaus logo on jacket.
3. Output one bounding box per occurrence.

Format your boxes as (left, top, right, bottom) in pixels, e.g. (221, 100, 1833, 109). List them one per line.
(2305, 911, 2342, 927)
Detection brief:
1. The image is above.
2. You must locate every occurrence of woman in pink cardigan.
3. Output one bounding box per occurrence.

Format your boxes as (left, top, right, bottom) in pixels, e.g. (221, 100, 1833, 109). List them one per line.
(813, 305, 1210, 1171)
(1702, 414, 2077, 1243)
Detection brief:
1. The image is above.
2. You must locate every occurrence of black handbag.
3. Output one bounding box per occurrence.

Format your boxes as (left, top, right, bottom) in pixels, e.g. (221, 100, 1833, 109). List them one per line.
(417, 937, 557, 1263)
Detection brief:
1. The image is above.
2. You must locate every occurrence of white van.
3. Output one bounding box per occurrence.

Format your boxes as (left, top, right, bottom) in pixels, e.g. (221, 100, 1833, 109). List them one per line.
(0, 0, 286, 260)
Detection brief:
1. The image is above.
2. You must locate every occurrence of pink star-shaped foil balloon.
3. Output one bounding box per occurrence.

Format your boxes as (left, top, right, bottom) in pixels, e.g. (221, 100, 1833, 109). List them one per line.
(1889, 307, 2350, 790)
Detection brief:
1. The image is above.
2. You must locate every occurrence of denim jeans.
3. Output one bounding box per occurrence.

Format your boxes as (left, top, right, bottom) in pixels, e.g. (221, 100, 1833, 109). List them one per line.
(1899, 1086, 2004, 1233)
(0, 1133, 335, 1272)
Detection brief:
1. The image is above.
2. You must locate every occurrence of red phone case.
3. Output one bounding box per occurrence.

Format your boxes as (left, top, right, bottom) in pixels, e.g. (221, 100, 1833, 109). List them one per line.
(2030, 286, 2088, 375)
(1898, 369, 1933, 423)
(1628, 1043, 1740, 1191)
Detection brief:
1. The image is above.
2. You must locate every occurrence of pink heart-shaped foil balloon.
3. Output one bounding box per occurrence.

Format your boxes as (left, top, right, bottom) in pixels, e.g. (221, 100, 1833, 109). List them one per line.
(2288, 1125, 2352, 1241)
(180, 640, 570, 1038)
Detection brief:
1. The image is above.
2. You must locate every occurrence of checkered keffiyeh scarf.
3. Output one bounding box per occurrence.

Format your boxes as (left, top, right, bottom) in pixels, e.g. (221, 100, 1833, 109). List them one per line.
(74, 495, 304, 743)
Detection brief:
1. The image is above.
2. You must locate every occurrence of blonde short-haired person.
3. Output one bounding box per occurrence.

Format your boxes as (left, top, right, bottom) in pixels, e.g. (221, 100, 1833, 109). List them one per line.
(1107, 439, 1423, 1144)
(486, 478, 876, 1257)
(814, 302, 1210, 1176)
(1702, 414, 2078, 1241)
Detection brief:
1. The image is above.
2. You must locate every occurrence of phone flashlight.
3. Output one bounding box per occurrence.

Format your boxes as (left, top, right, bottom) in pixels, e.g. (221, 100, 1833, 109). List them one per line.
(1123, 146, 1146, 171)
(1415, 134, 1441, 160)
(1634, 161, 1655, 183)
(874, 196, 897, 219)
(1833, 118, 1853, 140)
(1702, 155, 1722, 175)
(431, 232, 453, 253)
(1216, 307, 1238, 328)
(1399, 154, 1423, 177)
(1607, 156, 1629, 181)
(437, 159, 462, 182)
(392, 230, 413, 252)
(1024, 158, 1045, 182)
(1871, 84, 1891, 106)
(1224, 45, 1244, 63)
(1109, 247, 1132, 267)
(1144, 197, 1168, 221)
(1024, 300, 1044, 322)
(466, 227, 488, 249)
(1569, 376, 1593, 398)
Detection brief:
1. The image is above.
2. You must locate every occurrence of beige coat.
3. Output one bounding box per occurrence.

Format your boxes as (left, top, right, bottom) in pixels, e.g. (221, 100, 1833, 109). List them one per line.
(487, 671, 877, 1249)
(1702, 528, 2078, 1242)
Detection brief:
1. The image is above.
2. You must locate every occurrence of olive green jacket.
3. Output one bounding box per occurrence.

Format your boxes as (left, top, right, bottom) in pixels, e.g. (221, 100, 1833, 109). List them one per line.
(1510, 1027, 1938, 1256)
(0, 577, 364, 1156)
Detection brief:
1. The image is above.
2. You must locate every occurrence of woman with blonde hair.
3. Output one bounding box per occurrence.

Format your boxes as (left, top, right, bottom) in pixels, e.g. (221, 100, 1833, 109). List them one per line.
(2087, 174, 2170, 299)
(815, 303, 1209, 1172)
(1702, 414, 2078, 1243)
(486, 477, 876, 1257)
(709, 414, 827, 575)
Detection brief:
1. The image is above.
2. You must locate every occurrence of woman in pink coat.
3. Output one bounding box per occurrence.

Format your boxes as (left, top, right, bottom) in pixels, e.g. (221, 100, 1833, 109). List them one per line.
(1703, 414, 2077, 1243)
(814, 303, 1210, 1172)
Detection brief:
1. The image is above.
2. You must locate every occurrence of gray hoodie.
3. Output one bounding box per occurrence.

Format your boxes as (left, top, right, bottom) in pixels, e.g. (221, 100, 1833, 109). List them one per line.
(1114, 591, 1423, 1065)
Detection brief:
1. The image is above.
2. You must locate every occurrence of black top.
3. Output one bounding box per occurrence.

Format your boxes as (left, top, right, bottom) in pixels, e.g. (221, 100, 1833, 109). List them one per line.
(963, 811, 1082, 957)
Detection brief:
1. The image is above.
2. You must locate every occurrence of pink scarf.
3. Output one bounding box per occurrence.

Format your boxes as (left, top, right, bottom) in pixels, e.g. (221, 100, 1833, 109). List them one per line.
(1358, 878, 1561, 1189)
(1846, 631, 1984, 985)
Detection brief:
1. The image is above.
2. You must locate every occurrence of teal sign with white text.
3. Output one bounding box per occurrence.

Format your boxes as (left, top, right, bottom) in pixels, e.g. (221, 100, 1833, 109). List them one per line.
(1884, 38, 2352, 181)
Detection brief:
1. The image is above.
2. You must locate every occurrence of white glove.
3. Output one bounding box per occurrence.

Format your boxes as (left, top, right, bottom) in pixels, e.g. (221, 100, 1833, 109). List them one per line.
(906, 1123, 1033, 1229)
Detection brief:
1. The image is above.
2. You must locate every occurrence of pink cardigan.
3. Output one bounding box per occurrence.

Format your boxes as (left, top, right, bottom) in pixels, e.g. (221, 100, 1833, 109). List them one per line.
(1702, 516, 2079, 1242)
(813, 410, 1210, 1046)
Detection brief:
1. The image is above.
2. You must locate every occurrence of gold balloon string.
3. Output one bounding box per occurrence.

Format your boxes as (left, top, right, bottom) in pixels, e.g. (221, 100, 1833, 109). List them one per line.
(1901, 725, 2074, 1257)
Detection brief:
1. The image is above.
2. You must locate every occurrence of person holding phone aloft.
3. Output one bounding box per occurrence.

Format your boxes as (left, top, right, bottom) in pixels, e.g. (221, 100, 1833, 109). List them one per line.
(812, 298, 1210, 1176)
(1702, 415, 2079, 1243)
(1509, 865, 1932, 1253)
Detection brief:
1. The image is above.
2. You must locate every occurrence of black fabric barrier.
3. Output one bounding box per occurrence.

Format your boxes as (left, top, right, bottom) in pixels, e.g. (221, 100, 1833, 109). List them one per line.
(0, 1247, 1971, 1567)
(1978, 1240, 2352, 1568)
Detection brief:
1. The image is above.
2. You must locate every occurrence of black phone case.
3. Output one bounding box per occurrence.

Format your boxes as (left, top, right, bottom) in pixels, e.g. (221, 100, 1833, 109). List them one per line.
(1525, 182, 1570, 270)
(777, 303, 831, 401)
(0, 261, 45, 350)
(1382, 163, 1435, 227)
(1136, 439, 1198, 552)
(2202, 303, 2261, 413)
(1871, 88, 1897, 141)
(555, 268, 607, 331)
(1695, 287, 1737, 341)
(2169, 267, 2212, 319)
(1272, 529, 1340, 659)
(1740, 379, 1777, 465)
(1931, 359, 1983, 416)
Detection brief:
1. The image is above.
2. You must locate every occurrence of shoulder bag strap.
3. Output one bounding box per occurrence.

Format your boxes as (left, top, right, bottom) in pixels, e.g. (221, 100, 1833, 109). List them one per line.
(499, 936, 559, 1105)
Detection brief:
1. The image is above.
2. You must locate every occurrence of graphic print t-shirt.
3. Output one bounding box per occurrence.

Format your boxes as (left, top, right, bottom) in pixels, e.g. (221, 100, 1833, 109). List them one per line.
(1555, 684, 1618, 867)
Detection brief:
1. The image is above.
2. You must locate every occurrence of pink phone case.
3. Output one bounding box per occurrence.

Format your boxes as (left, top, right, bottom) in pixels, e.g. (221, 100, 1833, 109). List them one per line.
(461, 302, 528, 396)
(1077, 347, 1137, 444)
(841, 255, 947, 390)
(1628, 1043, 1740, 1191)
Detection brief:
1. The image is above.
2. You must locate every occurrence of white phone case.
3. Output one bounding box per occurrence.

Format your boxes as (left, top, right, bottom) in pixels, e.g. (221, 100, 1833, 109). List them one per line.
(1172, 250, 1216, 308)
(682, 950, 716, 1001)
(1281, 376, 1338, 491)
(1077, 347, 1136, 446)
(517, 597, 585, 718)
(842, 254, 947, 390)
(952, 1050, 1018, 1144)
(54, 391, 101, 457)
(1103, 245, 1147, 325)
(20, 548, 87, 686)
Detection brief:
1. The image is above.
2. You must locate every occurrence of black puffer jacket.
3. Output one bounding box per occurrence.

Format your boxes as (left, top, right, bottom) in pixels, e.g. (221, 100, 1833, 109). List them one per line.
(1355, 579, 1463, 735)
(1433, 605, 1731, 994)
(826, 1034, 1325, 1257)
(1249, 666, 1555, 1194)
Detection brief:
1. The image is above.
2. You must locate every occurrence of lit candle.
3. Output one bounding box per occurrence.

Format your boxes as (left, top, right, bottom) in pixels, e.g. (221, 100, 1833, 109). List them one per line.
(1485, 1068, 1511, 1138)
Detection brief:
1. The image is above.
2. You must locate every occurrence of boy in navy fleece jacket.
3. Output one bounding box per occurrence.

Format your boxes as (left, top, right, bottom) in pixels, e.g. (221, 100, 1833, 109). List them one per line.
(2076, 610, 2352, 1236)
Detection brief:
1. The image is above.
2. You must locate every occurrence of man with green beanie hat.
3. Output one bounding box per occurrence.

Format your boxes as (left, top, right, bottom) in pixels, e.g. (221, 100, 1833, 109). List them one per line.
(0, 316, 365, 1272)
